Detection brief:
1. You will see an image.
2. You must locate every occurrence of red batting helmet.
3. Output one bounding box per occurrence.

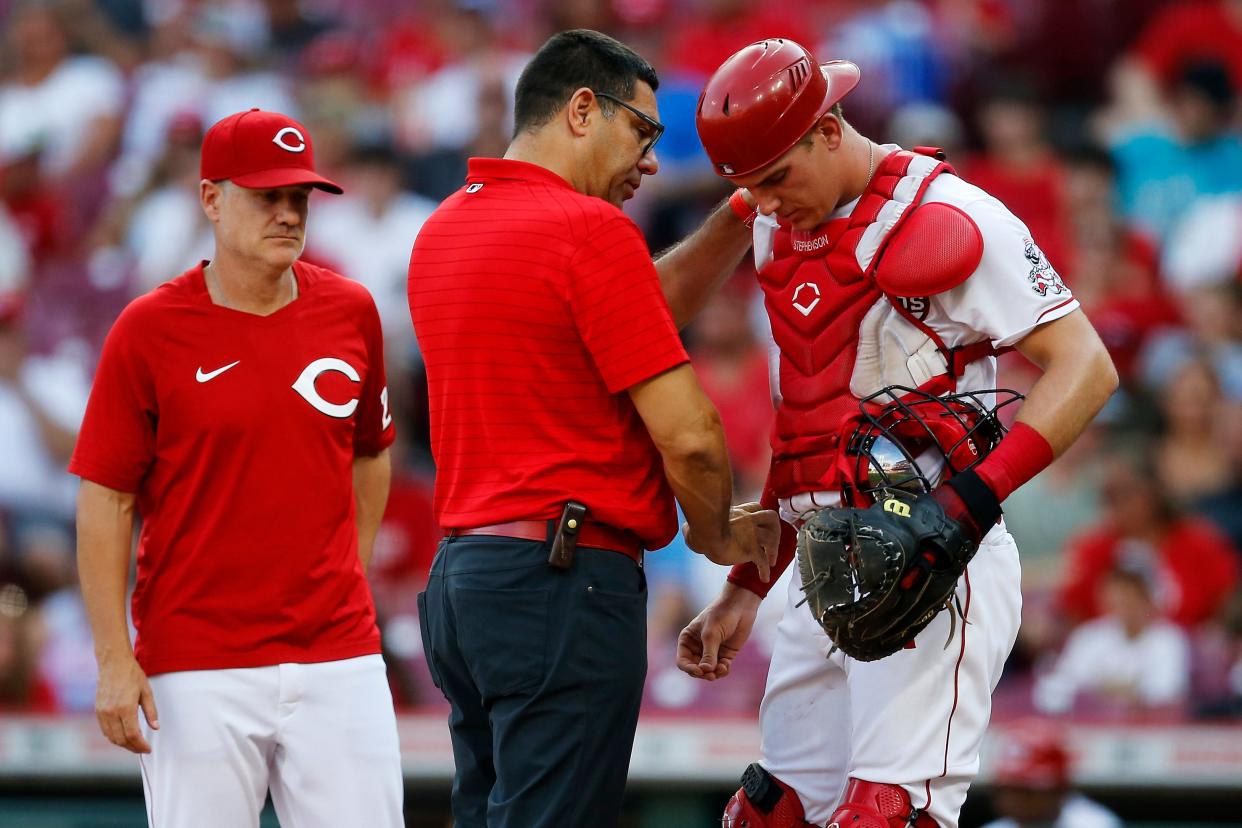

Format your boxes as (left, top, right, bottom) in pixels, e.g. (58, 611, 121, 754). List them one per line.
(696, 39, 860, 178)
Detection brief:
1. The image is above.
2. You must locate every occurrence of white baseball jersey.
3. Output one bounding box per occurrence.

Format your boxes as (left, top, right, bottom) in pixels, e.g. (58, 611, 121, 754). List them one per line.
(760, 150, 1078, 523)
(755, 147, 1076, 827)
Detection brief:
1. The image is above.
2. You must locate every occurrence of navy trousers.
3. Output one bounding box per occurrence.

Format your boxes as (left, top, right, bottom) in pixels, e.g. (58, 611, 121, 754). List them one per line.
(418, 535, 648, 828)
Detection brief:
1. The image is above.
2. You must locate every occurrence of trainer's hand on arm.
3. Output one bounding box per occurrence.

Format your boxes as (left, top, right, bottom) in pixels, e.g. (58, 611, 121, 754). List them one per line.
(629, 365, 778, 580)
(685, 502, 781, 581)
(677, 582, 763, 681)
(77, 480, 158, 753)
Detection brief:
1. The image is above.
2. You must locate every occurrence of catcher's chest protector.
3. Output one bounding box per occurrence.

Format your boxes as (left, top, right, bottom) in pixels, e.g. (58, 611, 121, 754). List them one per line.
(759, 149, 955, 498)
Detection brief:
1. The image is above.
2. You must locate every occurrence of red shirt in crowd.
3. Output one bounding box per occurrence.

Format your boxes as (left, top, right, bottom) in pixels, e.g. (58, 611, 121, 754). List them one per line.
(407, 158, 689, 549)
(695, 348, 773, 493)
(957, 154, 1070, 275)
(369, 470, 440, 590)
(1056, 518, 1240, 627)
(1072, 230, 1181, 381)
(70, 261, 394, 675)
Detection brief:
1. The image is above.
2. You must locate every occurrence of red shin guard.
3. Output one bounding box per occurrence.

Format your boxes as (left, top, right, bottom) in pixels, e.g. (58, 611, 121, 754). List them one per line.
(722, 764, 817, 828)
(825, 778, 939, 828)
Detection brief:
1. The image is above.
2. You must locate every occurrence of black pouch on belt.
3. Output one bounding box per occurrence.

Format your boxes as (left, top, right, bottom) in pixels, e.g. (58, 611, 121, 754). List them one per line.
(548, 500, 588, 570)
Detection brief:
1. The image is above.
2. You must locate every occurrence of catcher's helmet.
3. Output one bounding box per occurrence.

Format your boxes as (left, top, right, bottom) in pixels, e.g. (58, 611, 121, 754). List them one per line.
(844, 386, 1023, 505)
(696, 39, 860, 178)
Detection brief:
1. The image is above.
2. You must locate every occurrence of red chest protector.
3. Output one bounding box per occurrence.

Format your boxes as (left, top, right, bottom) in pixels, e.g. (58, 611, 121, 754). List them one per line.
(759, 147, 1002, 499)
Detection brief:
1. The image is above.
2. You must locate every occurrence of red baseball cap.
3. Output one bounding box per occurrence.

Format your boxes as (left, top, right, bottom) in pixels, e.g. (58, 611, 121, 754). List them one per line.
(200, 108, 343, 194)
(993, 729, 1071, 790)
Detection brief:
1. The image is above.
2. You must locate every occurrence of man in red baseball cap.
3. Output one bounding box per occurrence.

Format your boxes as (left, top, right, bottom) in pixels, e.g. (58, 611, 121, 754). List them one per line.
(72, 109, 403, 827)
(981, 728, 1120, 828)
(673, 39, 1119, 828)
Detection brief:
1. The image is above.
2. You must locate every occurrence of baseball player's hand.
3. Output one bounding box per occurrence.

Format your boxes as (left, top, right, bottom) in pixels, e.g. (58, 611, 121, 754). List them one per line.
(726, 502, 782, 582)
(687, 502, 781, 582)
(677, 582, 762, 681)
(95, 653, 159, 753)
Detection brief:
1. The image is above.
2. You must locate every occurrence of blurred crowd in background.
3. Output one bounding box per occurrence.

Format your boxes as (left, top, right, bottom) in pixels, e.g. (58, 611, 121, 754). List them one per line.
(1, 0, 1241, 729)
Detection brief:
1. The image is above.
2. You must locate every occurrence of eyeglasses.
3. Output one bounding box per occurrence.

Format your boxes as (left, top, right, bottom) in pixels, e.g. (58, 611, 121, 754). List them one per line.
(594, 90, 665, 158)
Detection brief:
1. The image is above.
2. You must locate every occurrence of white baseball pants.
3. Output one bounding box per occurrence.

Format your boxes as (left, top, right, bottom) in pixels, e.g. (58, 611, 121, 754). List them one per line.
(138, 654, 403, 828)
(758, 527, 1022, 828)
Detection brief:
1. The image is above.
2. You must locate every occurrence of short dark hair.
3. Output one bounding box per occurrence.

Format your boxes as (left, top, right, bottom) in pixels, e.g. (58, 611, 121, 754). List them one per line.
(513, 29, 659, 135)
(796, 103, 845, 147)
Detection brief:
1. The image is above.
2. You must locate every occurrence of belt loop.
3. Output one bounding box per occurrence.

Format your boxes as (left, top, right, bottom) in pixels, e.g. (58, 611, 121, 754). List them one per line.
(545, 519, 557, 545)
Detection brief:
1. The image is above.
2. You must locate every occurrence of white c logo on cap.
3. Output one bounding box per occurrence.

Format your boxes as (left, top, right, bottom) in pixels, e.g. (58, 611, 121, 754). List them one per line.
(272, 127, 307, 153)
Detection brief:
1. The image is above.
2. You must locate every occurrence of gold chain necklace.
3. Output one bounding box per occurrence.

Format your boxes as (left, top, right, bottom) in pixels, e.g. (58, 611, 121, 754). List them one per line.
(862, 141, 876, 192)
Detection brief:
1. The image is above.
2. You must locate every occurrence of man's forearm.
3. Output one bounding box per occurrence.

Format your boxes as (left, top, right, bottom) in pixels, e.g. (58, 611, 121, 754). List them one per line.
(662, 427, 734, 557)
(950, 311, 1118, 519)
(1011, 311, 1119, 456)
(655, 197, 752, 329)
(353, 449, 392, 571)
(1012, 350, 1115, 455)
(76, 481, 137, 663)
(628, 364, 736, 557)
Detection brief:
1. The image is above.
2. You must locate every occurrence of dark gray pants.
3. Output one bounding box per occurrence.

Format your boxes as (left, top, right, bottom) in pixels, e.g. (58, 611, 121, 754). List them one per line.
(418, 536, 648, 828)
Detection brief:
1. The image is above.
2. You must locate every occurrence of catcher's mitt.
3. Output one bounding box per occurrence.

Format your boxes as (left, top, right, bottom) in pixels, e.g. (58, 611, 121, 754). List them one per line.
(796, 492, 978, 662)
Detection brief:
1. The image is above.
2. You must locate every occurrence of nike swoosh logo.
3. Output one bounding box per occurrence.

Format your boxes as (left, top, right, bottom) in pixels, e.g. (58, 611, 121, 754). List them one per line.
(196, 361, 240, 383)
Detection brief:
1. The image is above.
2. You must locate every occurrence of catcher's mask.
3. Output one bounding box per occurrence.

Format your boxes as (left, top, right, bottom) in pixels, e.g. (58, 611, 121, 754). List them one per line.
(844, 385, 1023, 505)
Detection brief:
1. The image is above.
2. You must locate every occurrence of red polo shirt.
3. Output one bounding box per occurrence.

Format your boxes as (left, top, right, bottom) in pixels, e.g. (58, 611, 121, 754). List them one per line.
(408, 158, 688, 548)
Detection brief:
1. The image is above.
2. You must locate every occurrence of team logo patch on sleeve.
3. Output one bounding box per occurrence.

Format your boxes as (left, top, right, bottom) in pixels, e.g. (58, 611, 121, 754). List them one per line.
(1023, 238, 1068, 297)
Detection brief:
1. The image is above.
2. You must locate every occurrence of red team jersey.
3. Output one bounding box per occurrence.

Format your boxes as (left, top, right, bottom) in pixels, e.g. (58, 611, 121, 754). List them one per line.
(408, 158, 689, 548)
(70, 261, 395, 675)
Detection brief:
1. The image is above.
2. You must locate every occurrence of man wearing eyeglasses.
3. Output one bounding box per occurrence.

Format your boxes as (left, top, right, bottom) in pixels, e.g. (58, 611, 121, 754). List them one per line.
(407, 28, 779, 828)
